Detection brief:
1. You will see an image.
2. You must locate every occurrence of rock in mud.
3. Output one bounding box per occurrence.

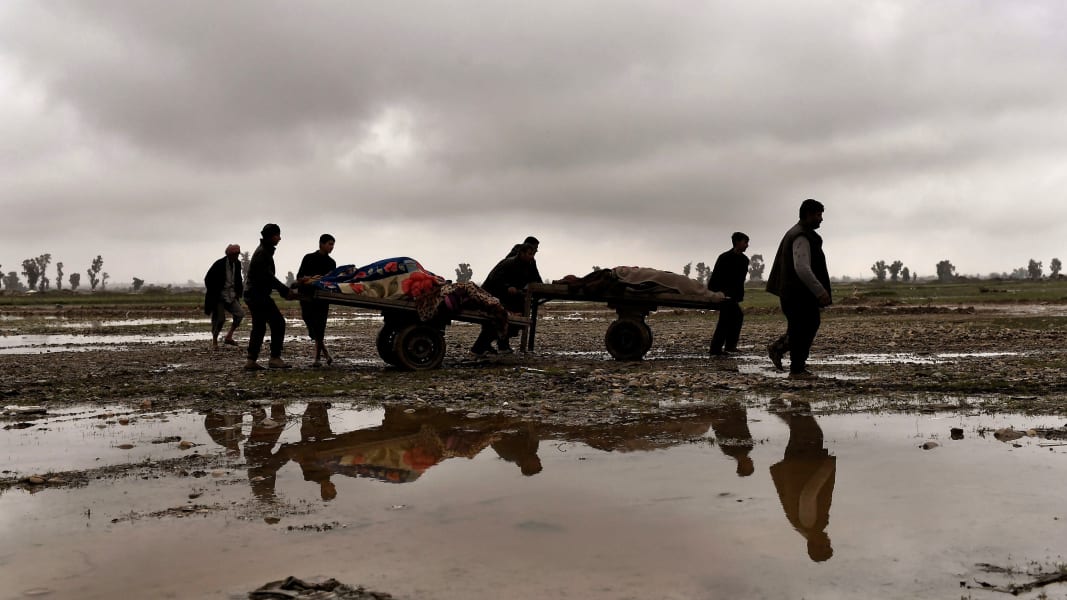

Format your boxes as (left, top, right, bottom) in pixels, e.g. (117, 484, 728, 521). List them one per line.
(994, 428, 1026, 442)
(249, 576, 394, 600)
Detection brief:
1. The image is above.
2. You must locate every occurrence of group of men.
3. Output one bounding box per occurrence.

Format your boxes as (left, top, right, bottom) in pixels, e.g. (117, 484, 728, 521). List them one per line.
(204, 225, 544, 370)
(708, 198, 831, 379)
(204, 224, 337, 371)
(206, 198, 832, 378)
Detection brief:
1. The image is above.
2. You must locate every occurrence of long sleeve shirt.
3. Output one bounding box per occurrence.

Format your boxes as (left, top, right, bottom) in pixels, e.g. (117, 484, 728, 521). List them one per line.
(792, 237, 828, 298)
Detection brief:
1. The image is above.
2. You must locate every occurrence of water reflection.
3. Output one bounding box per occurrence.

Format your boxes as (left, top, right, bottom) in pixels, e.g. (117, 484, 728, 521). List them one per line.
(202, 401, 836, 562)
(205, 403, 764, 488)
(710, 403, 754, 477)
(769, 400, 836, 562)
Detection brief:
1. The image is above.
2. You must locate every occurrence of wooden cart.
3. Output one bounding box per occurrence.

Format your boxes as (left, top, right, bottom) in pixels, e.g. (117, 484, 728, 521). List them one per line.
(311, 289, 531, 370)
(523, 283, 722, 360)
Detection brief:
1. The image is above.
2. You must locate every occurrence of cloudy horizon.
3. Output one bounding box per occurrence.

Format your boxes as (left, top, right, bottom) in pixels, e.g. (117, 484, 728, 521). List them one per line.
(3, 1, 1067, 289)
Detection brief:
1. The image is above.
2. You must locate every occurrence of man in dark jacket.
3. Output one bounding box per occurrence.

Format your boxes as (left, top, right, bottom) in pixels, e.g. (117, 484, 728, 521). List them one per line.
(244, 223, 295, 371)
(204, 244, 244, 350)
(707, 232, 750, 356)
(470, 243, 542, 357)
(504, 235, 543, 284)
(296, 234, 337, 367)
(766, 199, 832, 379)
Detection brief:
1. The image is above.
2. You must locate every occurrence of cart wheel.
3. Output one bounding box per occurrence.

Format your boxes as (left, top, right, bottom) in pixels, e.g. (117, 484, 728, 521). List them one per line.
(605, 318, 653, 361)
(376, 326, 400, 366)
(394, 324, 447, 370)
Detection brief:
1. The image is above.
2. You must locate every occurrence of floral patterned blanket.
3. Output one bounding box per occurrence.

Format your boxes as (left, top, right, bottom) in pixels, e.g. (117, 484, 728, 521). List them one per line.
(314, 257, 442, 299)
(309, 258, 510, 336)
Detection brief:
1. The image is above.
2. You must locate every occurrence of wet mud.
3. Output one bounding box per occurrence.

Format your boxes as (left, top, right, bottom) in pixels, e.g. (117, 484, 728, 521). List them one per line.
(2, 301, 1067, 598)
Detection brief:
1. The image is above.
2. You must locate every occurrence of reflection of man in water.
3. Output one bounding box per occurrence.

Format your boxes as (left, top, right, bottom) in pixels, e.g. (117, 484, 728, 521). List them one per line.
(204, 411, 245, 458)
(710, 404, 754, 477)
(770, 402, 836, 562)
(244, 403, 288, 501)
(295, 402, 337, 501)
(491, 424, 542, 476)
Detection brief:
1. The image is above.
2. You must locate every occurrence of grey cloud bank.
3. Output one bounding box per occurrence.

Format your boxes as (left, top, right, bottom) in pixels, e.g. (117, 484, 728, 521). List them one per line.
(2, 1, 1067, 287)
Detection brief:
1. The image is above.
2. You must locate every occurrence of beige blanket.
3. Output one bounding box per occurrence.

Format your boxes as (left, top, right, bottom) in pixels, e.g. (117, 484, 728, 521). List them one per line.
(613, 266, 726, 300)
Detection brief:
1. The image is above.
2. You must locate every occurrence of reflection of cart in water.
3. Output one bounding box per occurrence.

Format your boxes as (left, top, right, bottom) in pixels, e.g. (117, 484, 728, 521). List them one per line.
(272, 404, 755, 496)
(277, 406, 522, 489)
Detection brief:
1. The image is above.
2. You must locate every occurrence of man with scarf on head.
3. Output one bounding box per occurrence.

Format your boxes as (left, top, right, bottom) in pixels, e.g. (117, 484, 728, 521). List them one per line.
(765, 199, 832, 380)
(204, 243, 244, 350)
(243, 223, 295, 371)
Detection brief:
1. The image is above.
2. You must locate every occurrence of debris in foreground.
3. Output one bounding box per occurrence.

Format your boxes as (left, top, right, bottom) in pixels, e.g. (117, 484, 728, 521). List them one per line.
(249, 576, 394, 600)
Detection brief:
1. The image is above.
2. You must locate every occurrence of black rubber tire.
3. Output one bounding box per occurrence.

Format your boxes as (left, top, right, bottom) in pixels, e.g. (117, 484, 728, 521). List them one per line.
(394, 324, 447, 370)
(604, 318, 653, 361)
(376, 326, 400, 366)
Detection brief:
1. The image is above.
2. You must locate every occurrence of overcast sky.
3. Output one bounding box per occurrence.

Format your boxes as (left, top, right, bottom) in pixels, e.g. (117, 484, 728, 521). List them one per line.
(2, 1, 1066, 288)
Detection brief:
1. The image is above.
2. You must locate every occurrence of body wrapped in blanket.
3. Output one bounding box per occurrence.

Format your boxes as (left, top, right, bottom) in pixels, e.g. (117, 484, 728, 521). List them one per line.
(306, 257, 510, 342)
(555, 266, 728, 301)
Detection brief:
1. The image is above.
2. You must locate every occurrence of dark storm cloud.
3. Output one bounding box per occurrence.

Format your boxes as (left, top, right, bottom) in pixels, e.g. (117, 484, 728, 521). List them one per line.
(2, 0, 1067, 283)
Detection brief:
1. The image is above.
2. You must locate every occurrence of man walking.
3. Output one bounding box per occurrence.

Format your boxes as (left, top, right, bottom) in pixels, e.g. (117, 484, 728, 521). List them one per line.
(244, 223, 295, 371)
(708, 232, 750, 356)
(766, 200, 832, 379)
(204, 244, 244, 350)
(297, 234, 337, 367)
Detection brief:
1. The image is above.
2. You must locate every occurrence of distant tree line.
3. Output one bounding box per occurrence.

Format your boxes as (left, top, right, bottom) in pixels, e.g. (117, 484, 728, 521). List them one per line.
(0, 254, 113, 293)
(678, 254, 766, 285)
(933, 257, 1062, 282)
(3, 252, 1064, 293)
(870, 260, 912, 283)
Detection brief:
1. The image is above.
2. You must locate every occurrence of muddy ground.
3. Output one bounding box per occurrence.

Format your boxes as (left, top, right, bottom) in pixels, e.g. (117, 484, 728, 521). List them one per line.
(3, 300, 1067, 598)
(3, 301, 1067, 421)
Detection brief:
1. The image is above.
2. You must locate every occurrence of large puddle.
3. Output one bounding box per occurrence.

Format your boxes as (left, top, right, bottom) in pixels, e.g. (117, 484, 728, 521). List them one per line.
(2, 402, 1066, 598)
(0, 315, 381, 354)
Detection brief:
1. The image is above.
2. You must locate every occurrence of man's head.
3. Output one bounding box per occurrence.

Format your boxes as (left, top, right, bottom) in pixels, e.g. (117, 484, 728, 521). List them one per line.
(731, 231, 750, 253)
(261, 223, 282, 245)
(799, 199, 824, 229)
(516, 243, 537, 263)
(522, 236, 540, 249)
(319, 233, 335, 255)
(225, 244, 241, 261)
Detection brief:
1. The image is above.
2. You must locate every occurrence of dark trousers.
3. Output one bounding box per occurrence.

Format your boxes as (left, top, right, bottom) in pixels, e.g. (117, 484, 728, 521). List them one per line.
(246, 295, 286, 360)
(772, 298, 821, 373)
(300, 300, 329, 342)
(472, 324, 498, 353)
(710, 301, 744, 352)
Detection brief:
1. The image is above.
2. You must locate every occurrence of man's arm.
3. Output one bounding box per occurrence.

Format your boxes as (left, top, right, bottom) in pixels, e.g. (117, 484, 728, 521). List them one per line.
(791, 237, 830, 304)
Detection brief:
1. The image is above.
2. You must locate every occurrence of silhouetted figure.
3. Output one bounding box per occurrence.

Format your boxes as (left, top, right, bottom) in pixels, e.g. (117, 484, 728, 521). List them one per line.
(505, 235, 543, 283)
(244, 223, 296, 371)
(471, 243, 542, 356)
(770, 402, 836, 562)
(708, 232, 750, 356)
(709, 403, 754, 477)
(766, 199, 832, 379)
(204, 244, 244, 350)
(297, 234, 337, 367)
